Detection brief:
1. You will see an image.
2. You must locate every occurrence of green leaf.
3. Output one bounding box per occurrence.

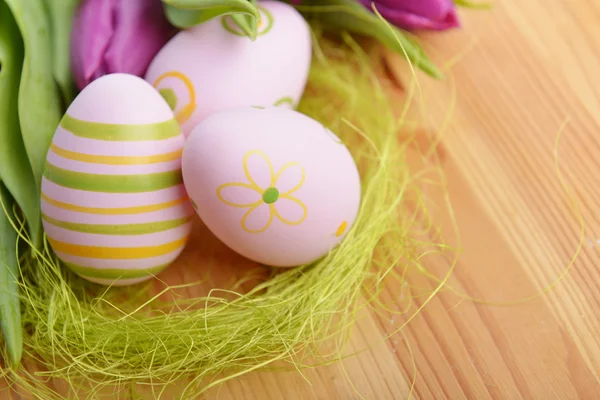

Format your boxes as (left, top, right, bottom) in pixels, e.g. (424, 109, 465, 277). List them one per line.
(164, 5, 204, 28)
(0, 181, 23, 369)
(4, 0, 63, 195)
(162, 0, 260, 29)
(42, 0, 79, 108)
(301, 0, 443, 79)
(0, 0, 42, 249)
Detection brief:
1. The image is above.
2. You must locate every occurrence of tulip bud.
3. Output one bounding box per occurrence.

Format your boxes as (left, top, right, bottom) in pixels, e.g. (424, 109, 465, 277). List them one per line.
(360, 0, 460, 31)
(71, 0, 176, 90)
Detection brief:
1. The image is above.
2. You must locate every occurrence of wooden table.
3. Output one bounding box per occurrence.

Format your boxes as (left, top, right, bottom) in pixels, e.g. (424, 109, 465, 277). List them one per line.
(4, 0, 600, 398)
(207, 1, 600, 398)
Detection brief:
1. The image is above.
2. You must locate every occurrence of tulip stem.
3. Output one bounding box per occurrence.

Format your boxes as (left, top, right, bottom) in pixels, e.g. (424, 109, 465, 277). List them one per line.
(230, 12, 258, 40)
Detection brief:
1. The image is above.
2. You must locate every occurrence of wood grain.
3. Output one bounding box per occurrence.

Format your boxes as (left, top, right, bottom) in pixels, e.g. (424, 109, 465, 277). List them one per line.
(4, 0, 600, 398)
(211, 0, 600, 397)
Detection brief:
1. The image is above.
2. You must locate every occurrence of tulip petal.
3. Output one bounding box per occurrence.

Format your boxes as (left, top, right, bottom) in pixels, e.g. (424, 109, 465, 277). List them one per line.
(368, 0, 450, 21)
(71, 0, 117, 89)
(387, 9, 459, 31)
(104, 0, 175, 78)
(360, 0, 460, 31)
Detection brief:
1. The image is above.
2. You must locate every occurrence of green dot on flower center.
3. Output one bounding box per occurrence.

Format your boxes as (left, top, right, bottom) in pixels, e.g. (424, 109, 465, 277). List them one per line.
(262, 187, 279, 204)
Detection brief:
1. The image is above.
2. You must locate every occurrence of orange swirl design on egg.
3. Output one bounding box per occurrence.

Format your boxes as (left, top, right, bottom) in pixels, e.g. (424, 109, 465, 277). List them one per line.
(152, 71, 197, 125)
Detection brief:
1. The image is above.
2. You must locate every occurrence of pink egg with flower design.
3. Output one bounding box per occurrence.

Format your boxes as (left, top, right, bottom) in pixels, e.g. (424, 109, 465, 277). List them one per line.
(182, 107, 361, 267)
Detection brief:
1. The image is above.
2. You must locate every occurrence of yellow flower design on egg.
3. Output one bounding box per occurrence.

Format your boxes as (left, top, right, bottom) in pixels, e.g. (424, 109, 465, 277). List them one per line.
(217, 150, 307, 233)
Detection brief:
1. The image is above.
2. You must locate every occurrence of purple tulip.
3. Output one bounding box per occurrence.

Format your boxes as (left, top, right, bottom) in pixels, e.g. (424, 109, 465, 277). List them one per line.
(360, 0, 460, 31)
(71, 0, 176, 90)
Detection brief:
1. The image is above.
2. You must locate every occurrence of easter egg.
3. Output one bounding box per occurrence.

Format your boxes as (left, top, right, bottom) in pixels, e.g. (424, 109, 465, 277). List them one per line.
(41, 73, 193, 286)
(145, 0, 312, 137)
(181, 107, 361, 267)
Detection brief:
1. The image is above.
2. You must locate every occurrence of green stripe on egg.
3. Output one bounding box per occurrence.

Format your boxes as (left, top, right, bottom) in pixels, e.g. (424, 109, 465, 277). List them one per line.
(60, 114, 180, 141)
(65, 262, 169, 279)
(43, 162, 183, 193)
(42, 213, 191, 235)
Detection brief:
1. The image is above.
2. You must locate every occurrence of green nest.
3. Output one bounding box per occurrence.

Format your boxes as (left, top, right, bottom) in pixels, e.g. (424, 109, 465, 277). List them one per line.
(1, 31, 449, 399)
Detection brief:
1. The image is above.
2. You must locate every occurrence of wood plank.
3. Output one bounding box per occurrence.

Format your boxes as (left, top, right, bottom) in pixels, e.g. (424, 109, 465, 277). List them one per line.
(3, 0, 600, 398)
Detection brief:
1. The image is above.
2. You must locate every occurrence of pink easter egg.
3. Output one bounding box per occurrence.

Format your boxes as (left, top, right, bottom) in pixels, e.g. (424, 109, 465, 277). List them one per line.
(41, 73, 193, 286)
(182, 107, 361, 267)
(145, 0, 312, 137)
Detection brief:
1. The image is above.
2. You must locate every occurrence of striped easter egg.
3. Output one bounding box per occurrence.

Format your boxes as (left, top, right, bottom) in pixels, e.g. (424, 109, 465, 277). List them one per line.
(41, 73, 193, 286)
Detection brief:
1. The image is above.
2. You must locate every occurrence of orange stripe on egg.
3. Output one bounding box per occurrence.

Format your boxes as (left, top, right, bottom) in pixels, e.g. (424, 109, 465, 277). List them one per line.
(41, 192, 189, 215)
(49, 143, 183, 165)
(47, 236, 189, 259)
